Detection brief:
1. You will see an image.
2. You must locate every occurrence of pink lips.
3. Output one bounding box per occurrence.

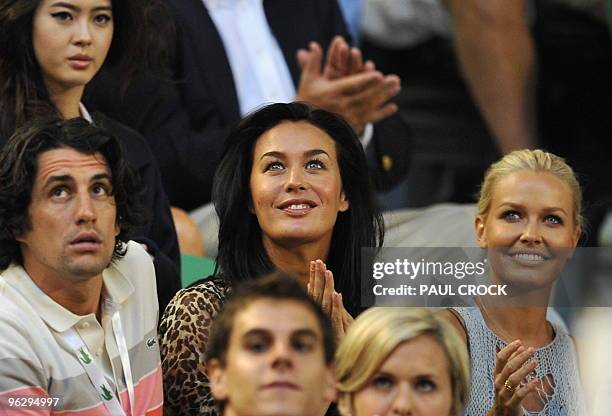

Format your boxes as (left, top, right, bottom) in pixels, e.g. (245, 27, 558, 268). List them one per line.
(69, 231, 102, 252)
(67, 54, 93, 70)
(261, 381, 300, 391)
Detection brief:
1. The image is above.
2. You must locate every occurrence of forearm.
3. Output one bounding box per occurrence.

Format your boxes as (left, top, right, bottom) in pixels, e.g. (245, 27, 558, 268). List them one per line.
(447, 0, 538, 154)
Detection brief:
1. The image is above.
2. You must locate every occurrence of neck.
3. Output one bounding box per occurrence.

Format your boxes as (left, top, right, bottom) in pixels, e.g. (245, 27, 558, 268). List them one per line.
(477, 295, 553, 347)
(25, 266, 104, 319)
(47, 83, 85, 119)
(263, 235, 332, 285)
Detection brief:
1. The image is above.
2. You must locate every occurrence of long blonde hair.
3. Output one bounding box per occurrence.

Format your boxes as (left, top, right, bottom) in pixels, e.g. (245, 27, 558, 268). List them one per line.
(335, 307, 470, 416)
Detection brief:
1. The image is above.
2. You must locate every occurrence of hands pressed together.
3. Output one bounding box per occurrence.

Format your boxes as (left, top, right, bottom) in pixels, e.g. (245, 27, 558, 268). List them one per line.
(295, 36, 401, 136)
(488, 340, 540, 416)
(307, 260, 353, 344)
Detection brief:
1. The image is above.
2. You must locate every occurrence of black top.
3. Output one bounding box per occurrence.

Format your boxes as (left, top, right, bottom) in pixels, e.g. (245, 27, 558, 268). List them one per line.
(88, 0, 412, 210)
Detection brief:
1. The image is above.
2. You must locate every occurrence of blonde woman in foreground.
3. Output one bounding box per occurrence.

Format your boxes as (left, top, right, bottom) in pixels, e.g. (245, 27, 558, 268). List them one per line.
(335, 307, 470, 416)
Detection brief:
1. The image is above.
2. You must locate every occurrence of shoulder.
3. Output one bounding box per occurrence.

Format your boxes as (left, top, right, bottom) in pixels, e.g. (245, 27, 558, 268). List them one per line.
(91, 112, 155, 168)
(108, 241, 157, 305)
(113, 241, 156, 277)
(159, 277, 230, 355)
(438, 308, 468, 344)
(162, 277, 230, 322)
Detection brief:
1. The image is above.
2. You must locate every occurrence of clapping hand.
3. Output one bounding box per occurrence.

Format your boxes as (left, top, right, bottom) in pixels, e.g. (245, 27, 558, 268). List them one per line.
(488, 340, 539, 416)
(295, 38, 400, 135)
(307, 260, 353, 343)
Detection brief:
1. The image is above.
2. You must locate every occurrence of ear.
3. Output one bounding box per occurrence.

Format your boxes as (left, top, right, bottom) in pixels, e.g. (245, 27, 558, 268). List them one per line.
(475, 215, 487, 248)
(572, 226, 581, 248)
(567, 225, 582, 258)
(323, 366, 337, 403)
(338, 190, 349, 213)
(207, 359, 229, 401)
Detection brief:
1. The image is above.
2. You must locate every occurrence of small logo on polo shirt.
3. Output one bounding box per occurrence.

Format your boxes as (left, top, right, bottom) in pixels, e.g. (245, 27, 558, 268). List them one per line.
(100, 384, 114, 401)
(146, 337, 157, 350)
(78, 347, 92, 364)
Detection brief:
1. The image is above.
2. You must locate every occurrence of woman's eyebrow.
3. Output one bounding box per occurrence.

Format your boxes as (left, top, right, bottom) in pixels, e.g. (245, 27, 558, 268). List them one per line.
(304, 149, 330, 158)
(260, 151, 285, 160)
(50, 2, 112, 12)
(259, 149, 331, 160)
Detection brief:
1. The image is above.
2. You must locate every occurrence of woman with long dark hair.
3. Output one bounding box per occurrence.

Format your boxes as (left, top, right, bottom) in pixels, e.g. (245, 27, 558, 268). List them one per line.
(159, 102, 384, 415)
(0, 0, 180, 311)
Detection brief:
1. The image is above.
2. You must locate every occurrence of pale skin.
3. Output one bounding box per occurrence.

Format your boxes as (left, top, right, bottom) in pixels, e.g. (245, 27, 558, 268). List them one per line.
(32, 0, 114, 118)
(347, 336, 454, 416)
(295, 36, 400, 135)
(440, 170, 581, 415)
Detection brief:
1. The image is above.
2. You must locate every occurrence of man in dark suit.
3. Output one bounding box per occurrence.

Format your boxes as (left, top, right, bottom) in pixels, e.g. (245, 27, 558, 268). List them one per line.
(89, 0, 411, 211)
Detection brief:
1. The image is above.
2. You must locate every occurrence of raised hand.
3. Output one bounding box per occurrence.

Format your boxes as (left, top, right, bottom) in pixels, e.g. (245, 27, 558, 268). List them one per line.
(307, 260, 354, 343)
(298, 35, 376, 79)
(295, 41, 399, 135)
(488, 340, 539, 416)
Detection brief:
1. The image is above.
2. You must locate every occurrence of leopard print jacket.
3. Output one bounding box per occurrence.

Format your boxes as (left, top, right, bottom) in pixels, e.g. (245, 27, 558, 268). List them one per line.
(159, 277, 230, 415)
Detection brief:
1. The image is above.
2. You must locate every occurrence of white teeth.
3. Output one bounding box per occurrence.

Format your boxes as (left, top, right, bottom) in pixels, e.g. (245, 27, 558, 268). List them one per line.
(288, 204, 310, 210)
(513, 253, 545, 261)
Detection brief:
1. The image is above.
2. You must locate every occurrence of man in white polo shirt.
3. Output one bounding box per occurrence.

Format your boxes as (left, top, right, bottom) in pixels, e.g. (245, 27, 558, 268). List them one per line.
(0, 118, 163, 415)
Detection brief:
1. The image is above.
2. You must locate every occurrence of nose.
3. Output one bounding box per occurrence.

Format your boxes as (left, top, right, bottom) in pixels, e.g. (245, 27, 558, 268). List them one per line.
(270, 341, 294, 371)
(520, 219, 542, 244)
(284, 166, 308, 192)
(392, 384, 413, 416)
(75, 192, 96, 224)
(73, 20, 92, 47)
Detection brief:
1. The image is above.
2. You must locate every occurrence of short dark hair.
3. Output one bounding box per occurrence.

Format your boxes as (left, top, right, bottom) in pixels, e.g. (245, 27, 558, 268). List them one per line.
(0, 0, 171, 136)
(206, 272, 335, 367)
(213, 102, 384, 315)
(0, 117, 146, 269)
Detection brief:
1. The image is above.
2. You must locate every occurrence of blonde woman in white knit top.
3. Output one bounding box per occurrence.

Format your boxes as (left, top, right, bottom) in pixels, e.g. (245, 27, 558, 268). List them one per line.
(441, 149, 586, 415)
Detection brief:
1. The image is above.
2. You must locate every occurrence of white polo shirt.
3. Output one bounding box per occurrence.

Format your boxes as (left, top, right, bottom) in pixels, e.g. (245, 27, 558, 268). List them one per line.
(0, 241, 163, 415)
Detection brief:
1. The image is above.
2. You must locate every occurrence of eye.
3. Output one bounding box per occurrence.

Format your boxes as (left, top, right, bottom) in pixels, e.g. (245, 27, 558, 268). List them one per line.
(92, 183, 111, 196)
(245, 340, 268, 353)
(93, 13, 112, 25)
(291, 337, 314, 353)
(415, 378, 436, 392)
(50, 186, 68, 198)
(371, 375, 394, 390)
(50, 11, 72, 21)
(544, 215, 563, 225)
(265, 161, 284, 171)
(305, 159, 324, 170)
(501, 210, 521, 221)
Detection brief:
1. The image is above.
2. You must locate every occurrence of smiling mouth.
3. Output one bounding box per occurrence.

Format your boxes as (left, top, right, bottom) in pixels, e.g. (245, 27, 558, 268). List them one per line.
(277, 201, 317, 216)
(511, 253, 547, 261)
